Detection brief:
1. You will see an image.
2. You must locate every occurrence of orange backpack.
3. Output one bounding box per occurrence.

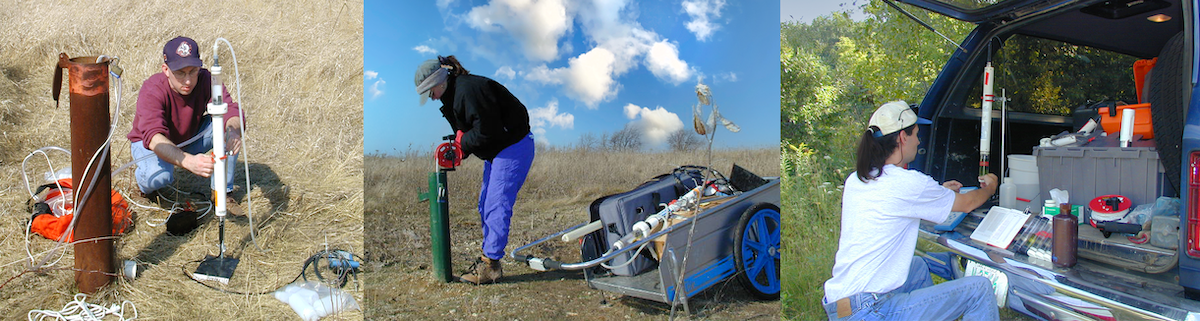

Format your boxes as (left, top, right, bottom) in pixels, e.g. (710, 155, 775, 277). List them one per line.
(30, 178, 131, 242)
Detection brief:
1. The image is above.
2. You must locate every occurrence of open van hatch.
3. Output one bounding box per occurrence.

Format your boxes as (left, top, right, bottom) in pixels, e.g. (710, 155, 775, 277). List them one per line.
(891, 0, 1200, 318)
(896, 0, 1182, 57)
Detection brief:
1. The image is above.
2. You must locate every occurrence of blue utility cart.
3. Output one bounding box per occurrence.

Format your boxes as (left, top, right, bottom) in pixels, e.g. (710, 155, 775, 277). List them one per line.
(512, 171, 780, 312)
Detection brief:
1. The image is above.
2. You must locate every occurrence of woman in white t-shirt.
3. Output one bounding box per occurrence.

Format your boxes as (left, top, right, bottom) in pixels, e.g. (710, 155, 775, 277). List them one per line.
(821, 101, 1000, 321)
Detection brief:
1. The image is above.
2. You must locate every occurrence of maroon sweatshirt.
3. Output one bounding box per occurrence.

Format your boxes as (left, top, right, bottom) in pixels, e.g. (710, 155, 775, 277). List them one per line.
(127, 69, 241, 149)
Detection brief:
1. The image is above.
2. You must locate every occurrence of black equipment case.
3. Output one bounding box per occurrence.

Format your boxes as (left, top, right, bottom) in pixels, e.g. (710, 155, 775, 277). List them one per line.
(586, 167, 704, 276)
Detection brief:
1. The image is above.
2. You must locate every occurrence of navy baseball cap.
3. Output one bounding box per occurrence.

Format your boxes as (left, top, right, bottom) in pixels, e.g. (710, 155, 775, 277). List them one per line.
(163, 36, 203, 71)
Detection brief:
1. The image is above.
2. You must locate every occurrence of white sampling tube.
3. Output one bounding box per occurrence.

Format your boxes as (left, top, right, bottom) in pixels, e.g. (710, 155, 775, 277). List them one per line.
(208, 65, 228, 219)
(979, 62, 994, 176)
(1078, 118, 1099, 134)
(1050, 135, 1078, 146)
(207, 64, 230, 257)
(561, 220, 604, 242)
(1120, 108, 1135, 147)
(213, 37, 262, 251)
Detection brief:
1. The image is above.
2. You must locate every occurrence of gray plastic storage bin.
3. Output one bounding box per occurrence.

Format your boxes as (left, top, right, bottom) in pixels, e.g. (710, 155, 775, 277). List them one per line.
(1033, 147, 1165, 208)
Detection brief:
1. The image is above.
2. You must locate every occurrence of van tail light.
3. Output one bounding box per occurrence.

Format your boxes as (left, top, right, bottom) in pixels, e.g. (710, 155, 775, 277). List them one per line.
(1189, 152, 1200, 257)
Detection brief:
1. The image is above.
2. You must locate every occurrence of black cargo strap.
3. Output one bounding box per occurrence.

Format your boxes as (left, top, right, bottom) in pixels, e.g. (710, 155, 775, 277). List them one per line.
(27, 182, 68, 221)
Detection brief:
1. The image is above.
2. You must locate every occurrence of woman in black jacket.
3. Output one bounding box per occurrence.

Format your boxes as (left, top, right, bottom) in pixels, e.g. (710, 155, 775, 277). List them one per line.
(414, 55, 535, 284)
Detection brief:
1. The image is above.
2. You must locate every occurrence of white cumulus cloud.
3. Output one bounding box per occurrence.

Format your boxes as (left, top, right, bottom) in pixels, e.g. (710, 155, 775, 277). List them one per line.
(366, 70, 385, 99)
(645, 40, 693, 84)
(623, 103, 683, 145)
(494, 66, 517, 80)
(369, 79, 385, 100)
(720, 71, 737, 82)
(525, 64, 563, 84)
(466, 0, 699, 106)
(526, 47, 619, 108)
(413, 45, 438, 55)
(564, 48, 618, 107)
(528, 99, 574, 143)
(466, 0, 572, 62)
(623, 103, 640, 119)
(682, 0, 726, 41)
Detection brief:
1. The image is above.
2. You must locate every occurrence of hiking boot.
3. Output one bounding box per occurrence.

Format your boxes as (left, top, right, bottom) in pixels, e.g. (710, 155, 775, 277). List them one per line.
(142, 189, 181, 208)
(224, 195, 243, 217)
(459, 256, 503, 285)
(140, 190, 162, 204)
(209, 192, 243, 217)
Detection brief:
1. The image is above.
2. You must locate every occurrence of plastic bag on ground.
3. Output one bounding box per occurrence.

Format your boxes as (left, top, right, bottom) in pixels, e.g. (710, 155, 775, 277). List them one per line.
(273, 281, 359, 320)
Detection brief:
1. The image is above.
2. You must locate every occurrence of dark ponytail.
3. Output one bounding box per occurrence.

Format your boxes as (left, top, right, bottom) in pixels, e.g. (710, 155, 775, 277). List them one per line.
(855, 125, 915, 182)
(438, 55, 470, 76)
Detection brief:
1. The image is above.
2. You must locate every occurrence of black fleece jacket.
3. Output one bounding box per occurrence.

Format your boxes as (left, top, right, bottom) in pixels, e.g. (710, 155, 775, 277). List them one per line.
(438, 74, 531, 161)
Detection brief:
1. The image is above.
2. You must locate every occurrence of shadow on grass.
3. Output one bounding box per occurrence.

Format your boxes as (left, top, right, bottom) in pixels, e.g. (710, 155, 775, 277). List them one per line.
(233, 163, 289, 252)
(499, 269, 584, 283)
(131, 162, 286, 272)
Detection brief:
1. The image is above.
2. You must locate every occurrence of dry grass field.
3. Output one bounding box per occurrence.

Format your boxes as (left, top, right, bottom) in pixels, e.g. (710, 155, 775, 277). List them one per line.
(0, 1, 364, 319)
(363, 147, 780, 320)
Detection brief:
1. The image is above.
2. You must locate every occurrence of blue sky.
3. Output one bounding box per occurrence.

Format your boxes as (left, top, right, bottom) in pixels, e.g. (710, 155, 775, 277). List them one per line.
(364, 0, 780, 155)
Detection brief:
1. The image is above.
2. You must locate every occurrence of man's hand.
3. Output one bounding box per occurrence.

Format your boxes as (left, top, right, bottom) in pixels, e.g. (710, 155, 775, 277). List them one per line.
(951, 173, 1001, 212)
(455, 130, 464, 146)
(942, 180, 963, 193)
(225, 126, 242, 156)
(978, 173, 999, 190)
(182, 153, 215, 177)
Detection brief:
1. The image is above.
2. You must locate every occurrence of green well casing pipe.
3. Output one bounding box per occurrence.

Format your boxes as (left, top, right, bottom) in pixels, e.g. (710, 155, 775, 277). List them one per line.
(419, 170, 453, 282)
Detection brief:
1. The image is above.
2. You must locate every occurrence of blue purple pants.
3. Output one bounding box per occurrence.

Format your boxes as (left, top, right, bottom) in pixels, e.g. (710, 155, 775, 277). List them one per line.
(478, 133, 535, 260)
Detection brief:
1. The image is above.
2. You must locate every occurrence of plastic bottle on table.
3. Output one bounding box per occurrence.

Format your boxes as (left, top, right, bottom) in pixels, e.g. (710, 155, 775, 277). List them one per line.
(1043, 199, 1060, 219)
(999, 181, 1016, 209)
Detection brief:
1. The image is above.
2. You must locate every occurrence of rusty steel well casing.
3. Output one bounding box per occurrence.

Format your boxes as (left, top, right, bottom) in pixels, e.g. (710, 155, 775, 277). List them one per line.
(58, 53, 114, 293)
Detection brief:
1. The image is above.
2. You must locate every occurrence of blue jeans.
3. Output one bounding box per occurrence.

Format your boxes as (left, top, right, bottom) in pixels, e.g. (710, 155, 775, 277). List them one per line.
(823, 256, 999, 321)
(129, 116, 238, 194)
(478, 134, 535, 260)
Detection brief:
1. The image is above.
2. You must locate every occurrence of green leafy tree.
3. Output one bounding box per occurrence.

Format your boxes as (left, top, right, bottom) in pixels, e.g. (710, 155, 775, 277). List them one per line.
(965, 35, 1138, 115)
(781, 2, 973, 319)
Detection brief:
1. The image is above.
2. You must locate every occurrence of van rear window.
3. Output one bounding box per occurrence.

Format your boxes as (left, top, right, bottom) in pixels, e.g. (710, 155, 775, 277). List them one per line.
(926, 0, 1020, 11)
(965, 35, 1138, 116)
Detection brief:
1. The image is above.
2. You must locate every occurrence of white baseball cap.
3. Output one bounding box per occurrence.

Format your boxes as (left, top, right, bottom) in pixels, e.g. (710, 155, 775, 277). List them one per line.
(868, 100, 932, 137)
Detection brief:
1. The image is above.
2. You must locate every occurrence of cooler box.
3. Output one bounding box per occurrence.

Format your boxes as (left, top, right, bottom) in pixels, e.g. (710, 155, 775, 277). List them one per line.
(1033, 147, 1165, 207)
(1098, 103, 1154, 139)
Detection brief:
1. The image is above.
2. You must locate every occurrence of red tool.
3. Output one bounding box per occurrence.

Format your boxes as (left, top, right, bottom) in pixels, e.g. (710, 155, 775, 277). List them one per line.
(435, 134, 462, 170)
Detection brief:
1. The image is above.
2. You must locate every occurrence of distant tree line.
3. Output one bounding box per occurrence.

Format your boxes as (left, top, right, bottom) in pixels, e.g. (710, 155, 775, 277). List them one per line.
(571, 125, 704, 152)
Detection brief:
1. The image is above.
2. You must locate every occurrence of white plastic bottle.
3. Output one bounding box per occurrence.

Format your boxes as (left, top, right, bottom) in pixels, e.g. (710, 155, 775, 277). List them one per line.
(1043, 199, 1060, 219)
(999, 180, 1016, 209)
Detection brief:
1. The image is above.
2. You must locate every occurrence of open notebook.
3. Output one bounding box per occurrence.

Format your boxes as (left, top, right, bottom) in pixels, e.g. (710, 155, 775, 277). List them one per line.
(970, 206, 1029, 249)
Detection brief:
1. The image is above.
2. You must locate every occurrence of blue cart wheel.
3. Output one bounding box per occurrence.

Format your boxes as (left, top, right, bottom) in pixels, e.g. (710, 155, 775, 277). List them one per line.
(734, 203, 781, 300)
